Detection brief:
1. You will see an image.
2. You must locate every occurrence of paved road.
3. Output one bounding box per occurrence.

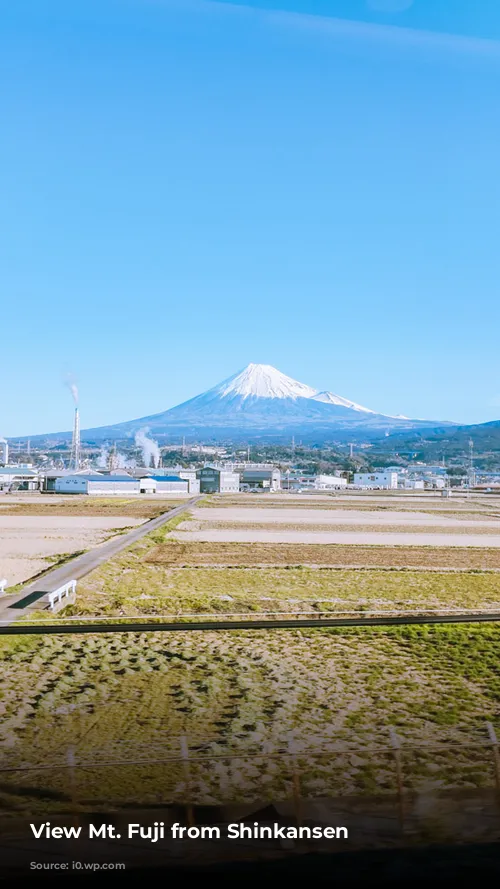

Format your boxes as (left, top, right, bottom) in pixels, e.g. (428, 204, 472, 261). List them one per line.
(2, 610, 500, 635)
(0, 496, 200, 625)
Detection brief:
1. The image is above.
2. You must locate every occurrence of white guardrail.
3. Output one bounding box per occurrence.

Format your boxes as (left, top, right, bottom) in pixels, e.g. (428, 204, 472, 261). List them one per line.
(47, 580, 77, 611)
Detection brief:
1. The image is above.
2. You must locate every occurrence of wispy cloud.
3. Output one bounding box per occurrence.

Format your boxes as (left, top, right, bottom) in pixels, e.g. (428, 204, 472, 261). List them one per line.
(197, 0, 500, 58)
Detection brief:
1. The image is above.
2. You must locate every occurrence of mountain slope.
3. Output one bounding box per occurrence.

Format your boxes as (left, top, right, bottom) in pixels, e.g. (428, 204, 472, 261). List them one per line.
(20, 363, 451, 443)
(76, 363, 446, 441)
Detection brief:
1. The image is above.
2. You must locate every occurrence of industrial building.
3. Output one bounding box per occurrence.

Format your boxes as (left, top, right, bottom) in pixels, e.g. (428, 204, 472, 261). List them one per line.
(42, 468, 93, 492)
(313, 474, 347, 490)
(353, 472, 398, 490)
(239, 467, 281, 491)
(0, 467, 39, 491)
(133, 467, 200, 494)
(197, 467, 240, 494)
(0, 440, 8, 465)
(54, 474, 141, 495)
(140, 475, 189, 495)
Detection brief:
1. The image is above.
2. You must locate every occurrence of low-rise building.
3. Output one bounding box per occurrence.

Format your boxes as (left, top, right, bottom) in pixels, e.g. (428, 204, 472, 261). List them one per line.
(239, 468, 281, 491)
(403, 479, 425, 490)
(133, 467, 200, 494)
(42, 468, 92, 492)
(313, 474, 347, 490)
(141, 475, 189, 494)
(353, 472, 398, 490)
(54, 474, 141, 495)
(197, 467, 240, 493)
(0, 466, 39, 491)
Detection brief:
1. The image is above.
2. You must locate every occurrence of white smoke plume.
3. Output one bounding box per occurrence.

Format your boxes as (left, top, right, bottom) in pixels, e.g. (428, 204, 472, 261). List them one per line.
(65, 374, 79, 405)
(97, 445, 109, 468)
(135, 427, 160, 468)
(115, 452, 137, 470)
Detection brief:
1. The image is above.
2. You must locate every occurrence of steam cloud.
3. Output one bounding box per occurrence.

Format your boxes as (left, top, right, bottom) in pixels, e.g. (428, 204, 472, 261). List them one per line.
(135, 427, 160, 468)
(97, 445, 109, 468)
(65, 374, 79, 405)
(97, 444, 136, 470)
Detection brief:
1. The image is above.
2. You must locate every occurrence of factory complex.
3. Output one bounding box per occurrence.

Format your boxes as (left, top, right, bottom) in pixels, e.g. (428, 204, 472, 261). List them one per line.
(0, 455, 457, 496)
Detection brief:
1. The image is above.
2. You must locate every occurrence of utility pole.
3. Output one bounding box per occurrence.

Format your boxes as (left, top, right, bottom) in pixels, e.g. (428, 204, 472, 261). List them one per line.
(468, 439, 475, 493)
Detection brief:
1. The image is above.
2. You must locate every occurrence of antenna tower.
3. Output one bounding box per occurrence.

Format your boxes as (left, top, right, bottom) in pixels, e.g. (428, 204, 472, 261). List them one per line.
(70, 407, 81, 470)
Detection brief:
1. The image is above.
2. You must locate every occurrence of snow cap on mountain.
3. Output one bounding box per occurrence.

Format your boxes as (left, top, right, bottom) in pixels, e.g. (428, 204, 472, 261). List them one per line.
(216, 364, 318, 400)
(311, 391, 375, 414)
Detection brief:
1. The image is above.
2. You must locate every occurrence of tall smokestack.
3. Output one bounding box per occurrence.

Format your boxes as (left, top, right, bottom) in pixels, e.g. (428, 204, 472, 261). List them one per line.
(70, 407, 81, 470)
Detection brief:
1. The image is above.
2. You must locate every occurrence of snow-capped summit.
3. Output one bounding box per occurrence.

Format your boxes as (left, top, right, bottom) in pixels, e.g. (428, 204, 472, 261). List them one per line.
(47, 361, 445, 443)
(216, 363, 318, 401)
(311, 391, 375, 414)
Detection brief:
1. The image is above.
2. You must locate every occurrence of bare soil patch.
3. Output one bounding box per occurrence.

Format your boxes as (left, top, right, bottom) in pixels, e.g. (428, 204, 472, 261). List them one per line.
(0, 498, 186, 519)
(189, 507, 500, 527)
(145, 542, 500, 569)
(171, 528, 500, 547)
(0, 516, 143, 587)
(192, 521, 500, 536)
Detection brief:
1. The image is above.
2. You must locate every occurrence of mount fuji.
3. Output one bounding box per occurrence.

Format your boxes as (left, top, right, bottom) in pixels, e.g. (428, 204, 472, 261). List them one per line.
(61, 363, 448, 443)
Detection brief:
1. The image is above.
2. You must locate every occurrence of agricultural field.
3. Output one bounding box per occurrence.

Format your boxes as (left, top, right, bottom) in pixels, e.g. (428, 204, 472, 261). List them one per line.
(172, 504, 500, 548)
(57, 495, 500, 615)
(0, 497, 185, 587)
(1, 625, 500, 815)
(4, 491, 500, 817)
(199, 493, 500, 516)
(73, 562, 500, 619)
(0, 495, 187, 519)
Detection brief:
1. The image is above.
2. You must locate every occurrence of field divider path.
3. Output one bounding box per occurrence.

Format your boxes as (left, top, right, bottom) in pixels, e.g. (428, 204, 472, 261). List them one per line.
(2, 609, 500, 634)
(0, 496, 201, 626)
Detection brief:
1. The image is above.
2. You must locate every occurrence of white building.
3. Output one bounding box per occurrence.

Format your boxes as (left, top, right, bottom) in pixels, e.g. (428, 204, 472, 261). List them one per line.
(354, 472, 398, 490)
(172, 470, 200, 494)
(43, 468, 93, 492)
(54, 474, 141, 495)
(133, 467, 200, 494)
(403, 479, 425, 490)
(313, 474, 347, 490)
(0, 440, 8, 465)
(0, 467, 39, 491)
(138, 477, 157, 494)
(140, 475, 189, 494)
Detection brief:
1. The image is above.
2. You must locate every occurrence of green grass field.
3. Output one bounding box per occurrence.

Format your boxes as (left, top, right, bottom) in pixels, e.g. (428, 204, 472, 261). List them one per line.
(71, 558, 500, 617)
(1, 625, 500, 814)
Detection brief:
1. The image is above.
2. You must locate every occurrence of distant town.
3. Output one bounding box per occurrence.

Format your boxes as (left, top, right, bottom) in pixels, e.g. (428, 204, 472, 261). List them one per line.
(1, 432, 496, 496)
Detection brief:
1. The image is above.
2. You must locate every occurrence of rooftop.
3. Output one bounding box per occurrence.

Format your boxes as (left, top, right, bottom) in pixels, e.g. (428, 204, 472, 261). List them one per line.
(144, 475, 184, 482)
(61, 474, 139, 482)
(0, 467, 38, 476)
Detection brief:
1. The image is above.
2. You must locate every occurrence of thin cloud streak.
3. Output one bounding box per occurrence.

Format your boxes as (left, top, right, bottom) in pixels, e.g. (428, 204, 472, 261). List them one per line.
(197, 0, 500, 57)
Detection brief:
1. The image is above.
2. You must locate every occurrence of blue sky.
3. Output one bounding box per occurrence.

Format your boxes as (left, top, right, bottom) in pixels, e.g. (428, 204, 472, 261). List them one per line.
(2, 0, 500, 436)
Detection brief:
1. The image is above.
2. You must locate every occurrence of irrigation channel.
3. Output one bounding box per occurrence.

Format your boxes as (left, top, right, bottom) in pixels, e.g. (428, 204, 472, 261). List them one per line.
(2, 609, 500, 634)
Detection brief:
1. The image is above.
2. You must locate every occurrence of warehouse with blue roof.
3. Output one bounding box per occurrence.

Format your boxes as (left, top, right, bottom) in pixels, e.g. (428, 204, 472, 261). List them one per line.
(54, 474, 141, 495)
